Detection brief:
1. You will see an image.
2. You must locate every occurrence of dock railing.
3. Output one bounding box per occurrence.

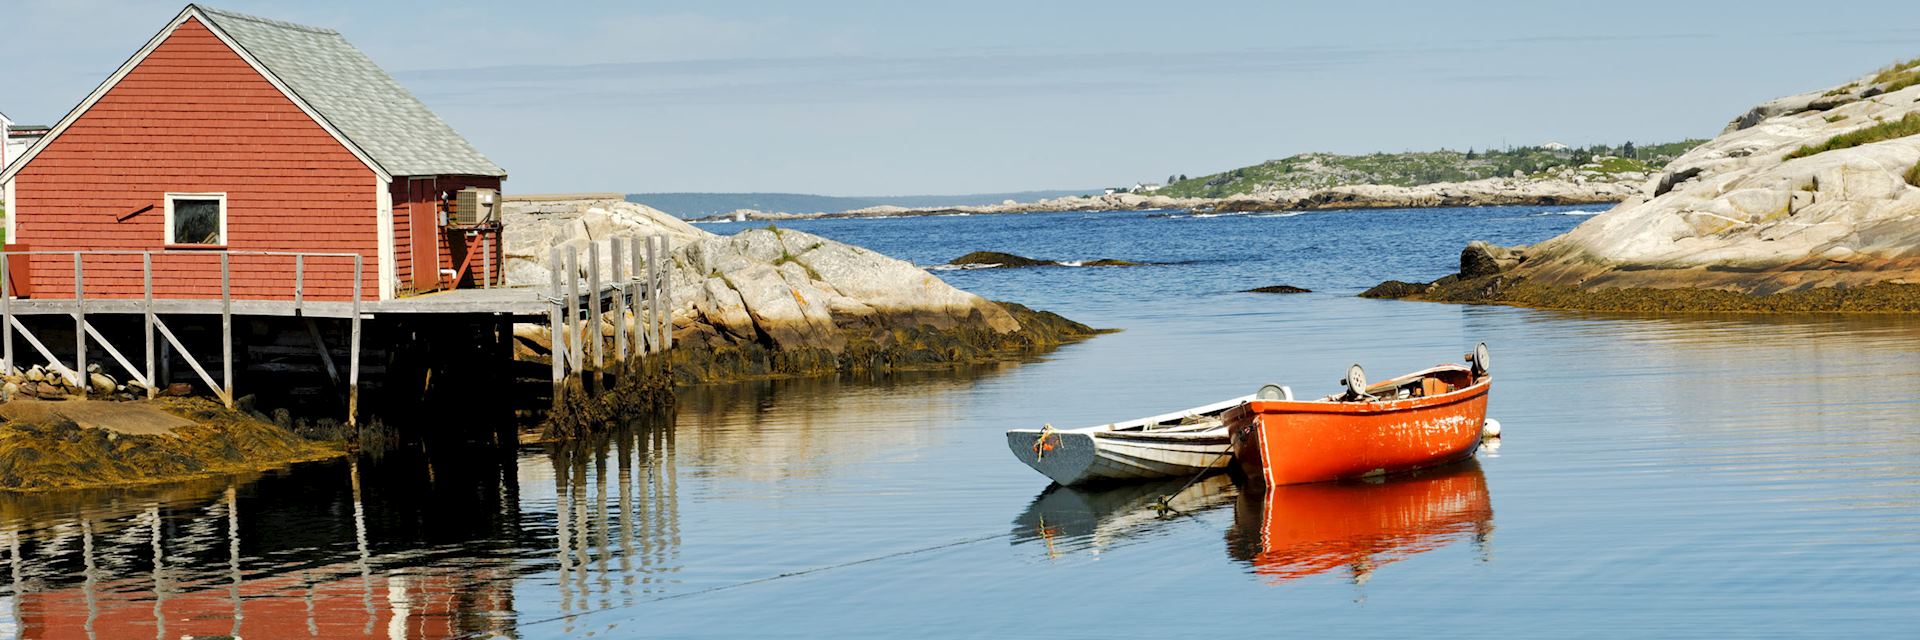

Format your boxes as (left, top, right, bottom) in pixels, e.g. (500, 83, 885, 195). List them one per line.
(547, 235, 674, 411)
(0, 249, 363, 416)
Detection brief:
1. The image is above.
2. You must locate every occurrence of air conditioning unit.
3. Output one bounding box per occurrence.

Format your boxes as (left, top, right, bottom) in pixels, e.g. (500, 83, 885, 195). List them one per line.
(452, 187, 500, 225)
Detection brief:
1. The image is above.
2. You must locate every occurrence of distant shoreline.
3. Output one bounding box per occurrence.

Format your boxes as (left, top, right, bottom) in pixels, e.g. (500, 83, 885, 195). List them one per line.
(687, 176, 1632, 222)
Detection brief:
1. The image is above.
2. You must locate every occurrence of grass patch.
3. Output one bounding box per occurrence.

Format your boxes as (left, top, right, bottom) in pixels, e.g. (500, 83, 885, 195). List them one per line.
(1907, 160, 1920, 188)
(1872, 57, 1920, 92)
(1784, 113, 1920, 161)
(1825, 113, 1850, 123)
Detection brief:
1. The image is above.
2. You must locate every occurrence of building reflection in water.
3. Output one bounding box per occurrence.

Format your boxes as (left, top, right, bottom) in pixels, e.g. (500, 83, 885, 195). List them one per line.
(1225, 462, 1494, 585)
(0, 417, 683, 639)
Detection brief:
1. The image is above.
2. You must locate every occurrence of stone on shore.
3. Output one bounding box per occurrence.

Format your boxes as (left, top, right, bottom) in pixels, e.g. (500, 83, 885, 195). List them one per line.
(1245, 285, 1312, 294)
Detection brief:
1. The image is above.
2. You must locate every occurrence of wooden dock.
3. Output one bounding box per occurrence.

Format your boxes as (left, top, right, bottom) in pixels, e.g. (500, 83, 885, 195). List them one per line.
(0, 236, 674, 428)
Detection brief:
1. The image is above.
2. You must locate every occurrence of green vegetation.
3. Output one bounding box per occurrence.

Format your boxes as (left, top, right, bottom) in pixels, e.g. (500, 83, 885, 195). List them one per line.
(1157, 140, 1706, 198)
(1873, 57, 1920, 93)
(1784, 113, 1920, 161)
(1907, 160, 1920, 188)
(1825, 113, 1850, 123)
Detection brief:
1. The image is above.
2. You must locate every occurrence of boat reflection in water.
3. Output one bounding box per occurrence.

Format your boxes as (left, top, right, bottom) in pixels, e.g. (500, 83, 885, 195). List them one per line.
(1011, 475, 1237, 558)
(1225, 461, 1493, 585)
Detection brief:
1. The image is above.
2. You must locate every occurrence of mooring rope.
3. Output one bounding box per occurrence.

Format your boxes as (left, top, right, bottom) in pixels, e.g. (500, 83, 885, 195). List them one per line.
(1032, 423, 1060, 459)
(473, 530, 1017, 638)
(1155, 449, 1235, 516)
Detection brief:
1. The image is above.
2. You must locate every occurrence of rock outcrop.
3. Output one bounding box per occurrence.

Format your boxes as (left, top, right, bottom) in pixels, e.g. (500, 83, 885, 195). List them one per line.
(1366, 58, 1920, 311)
(502, 196, 1099, 382)
(1523, 62, 1920, 293)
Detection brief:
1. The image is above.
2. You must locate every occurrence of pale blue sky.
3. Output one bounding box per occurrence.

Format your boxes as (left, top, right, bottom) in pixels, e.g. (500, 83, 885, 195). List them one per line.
(5, 0, 1919, 194)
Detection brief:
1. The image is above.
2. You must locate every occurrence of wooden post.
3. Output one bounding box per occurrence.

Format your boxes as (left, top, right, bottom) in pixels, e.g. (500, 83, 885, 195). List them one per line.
(74, 254, 86, 396)
(549, 246, 565, 413)
(566, 248, 581, 373)
(221, 253, 233, 408)
(348, 256, 363, 429)
(293, 254, 305, 312)
(609, 239, 626, 366)
(143, 253, 155, 399)
(588, 241, 603, 392)
(645, 237, 659, 354)
(2, 247, 11, 382)
(660, 236, 673, 351)
(482, 232, 493, 290)
(641, 234, 656, 353)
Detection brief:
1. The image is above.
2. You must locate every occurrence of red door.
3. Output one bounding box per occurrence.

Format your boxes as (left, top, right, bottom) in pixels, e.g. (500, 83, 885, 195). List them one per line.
(408, 178, 440, 292)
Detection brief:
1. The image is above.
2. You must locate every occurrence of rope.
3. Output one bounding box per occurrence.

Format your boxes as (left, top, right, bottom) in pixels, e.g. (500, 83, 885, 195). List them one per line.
(472, 530, 1015, 638)
(1155, 449, 1235, 516)
(1032, 423, 1060, 459)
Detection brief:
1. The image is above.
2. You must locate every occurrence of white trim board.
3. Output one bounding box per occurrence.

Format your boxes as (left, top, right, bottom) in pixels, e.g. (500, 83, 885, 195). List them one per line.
(162, 192, 227, 245)
(0, 6, 392, 184)
(376, 178, 396, 300)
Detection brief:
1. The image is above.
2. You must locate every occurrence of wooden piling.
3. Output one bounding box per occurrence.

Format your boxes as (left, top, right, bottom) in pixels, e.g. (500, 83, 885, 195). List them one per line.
(645, 237, 660, 353)
(660, 237, 673, 351)
(74, 254, 86, 398)
(549, 246, 566, 413)
(610, 239, 626, 366)
(143, 253, 155, 399)
(347, 256, 364, 430)
(566, 248, 582, 373)
(221, 253, 233, 408)
(2, 250, 11, 382)
(588, 241, 603, 393)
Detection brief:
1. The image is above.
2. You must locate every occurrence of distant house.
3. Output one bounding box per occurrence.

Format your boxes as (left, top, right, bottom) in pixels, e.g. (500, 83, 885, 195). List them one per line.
(1541, 142, 1570, 151)
(3, 120, 51, 176)
(0, 4, 507, 301)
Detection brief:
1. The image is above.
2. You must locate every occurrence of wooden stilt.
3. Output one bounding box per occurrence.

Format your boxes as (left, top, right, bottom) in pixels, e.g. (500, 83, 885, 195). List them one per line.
(566, 248, 582, 373)
(2, 249, 11, 383)
(8, 317, 79, 384)
(588, 241, 603, 393)
(550, 247, 566, 413)
(347, 257, 362, 429)
(74, 254, 86, 399)
(221, 253, 233, 408)
(659, 237, 673, 351)
(144, 253, 155, 399)
(610, 239, 626, 366)
(78, 317, 149, 387)
(305, 317, 342, 393)
(645, 237, 660, 354)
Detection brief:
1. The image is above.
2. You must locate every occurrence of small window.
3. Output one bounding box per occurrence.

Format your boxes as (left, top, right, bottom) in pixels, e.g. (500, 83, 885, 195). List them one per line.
(164, 193, 226, 245)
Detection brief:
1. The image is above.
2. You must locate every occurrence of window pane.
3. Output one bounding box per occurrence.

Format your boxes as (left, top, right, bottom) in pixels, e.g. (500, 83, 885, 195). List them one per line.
(173, 199, 220, 244)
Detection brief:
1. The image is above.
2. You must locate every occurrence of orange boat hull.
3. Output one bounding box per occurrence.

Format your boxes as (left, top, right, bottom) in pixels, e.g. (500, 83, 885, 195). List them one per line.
(1228, 367, 1489, 487)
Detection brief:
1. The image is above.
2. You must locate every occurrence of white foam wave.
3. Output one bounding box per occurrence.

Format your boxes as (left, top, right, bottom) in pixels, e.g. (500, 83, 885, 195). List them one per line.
(1537, 210, 1603, 216)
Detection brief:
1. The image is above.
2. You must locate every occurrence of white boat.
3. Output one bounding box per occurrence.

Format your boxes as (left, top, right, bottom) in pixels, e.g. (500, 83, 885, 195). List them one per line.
(1005, 394, 1258, 486)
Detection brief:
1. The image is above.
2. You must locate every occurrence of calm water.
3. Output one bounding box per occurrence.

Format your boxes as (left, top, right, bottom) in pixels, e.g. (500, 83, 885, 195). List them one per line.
(5, 206, 1920, 638)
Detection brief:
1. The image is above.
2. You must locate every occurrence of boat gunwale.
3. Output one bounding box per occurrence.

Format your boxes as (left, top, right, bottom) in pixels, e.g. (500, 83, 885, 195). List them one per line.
(1241, 365, 1488, 417)
(1007, 394, 1255, 435)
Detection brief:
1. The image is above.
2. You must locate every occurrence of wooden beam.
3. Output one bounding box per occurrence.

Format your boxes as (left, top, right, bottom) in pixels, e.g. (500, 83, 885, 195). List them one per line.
(588, 240, 603, 392)
(347, 258, 362, 429)
(304, 317, 342, 391)
(75, 315, 149, 387)
(610, 238, 626, 365)
(152, 317, 227, 405)
(6, 317, 80, 385)
(2, 249, 12, 383)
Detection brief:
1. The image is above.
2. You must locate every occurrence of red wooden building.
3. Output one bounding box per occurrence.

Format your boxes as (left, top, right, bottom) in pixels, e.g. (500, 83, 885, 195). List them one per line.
(0, 4, 507, 302)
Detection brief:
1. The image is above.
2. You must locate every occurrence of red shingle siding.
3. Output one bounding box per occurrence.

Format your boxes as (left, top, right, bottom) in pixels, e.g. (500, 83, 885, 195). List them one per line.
(11, 18, 379, 301)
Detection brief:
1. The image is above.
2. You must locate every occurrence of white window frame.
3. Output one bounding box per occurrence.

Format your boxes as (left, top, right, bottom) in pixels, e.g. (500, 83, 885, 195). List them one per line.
(163, 192, 227, 246)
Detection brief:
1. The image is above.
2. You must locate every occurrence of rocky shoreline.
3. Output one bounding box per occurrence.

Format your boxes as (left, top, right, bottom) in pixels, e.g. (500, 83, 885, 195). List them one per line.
(1365, 57, 1920, 312)
(502, 197, 1107, 429)
(691, 173, 1636, 222)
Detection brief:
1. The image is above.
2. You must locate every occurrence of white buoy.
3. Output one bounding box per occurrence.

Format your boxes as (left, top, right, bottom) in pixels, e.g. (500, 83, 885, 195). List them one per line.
(1482, 418, 1502, 438)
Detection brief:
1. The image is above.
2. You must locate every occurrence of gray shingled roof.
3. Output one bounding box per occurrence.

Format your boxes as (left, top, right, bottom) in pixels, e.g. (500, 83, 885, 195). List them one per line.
(197, 5, 505, 178)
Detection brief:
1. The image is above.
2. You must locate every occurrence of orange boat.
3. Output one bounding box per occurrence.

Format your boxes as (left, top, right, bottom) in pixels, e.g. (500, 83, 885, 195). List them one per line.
(1227, 344, 1492, 487)
(1226, 461, 1493, 584)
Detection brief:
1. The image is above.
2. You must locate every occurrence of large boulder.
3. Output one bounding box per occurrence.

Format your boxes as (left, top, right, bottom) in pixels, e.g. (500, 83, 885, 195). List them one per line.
(1506, 61, 1920, 295)
(502, 197, 1049, 372)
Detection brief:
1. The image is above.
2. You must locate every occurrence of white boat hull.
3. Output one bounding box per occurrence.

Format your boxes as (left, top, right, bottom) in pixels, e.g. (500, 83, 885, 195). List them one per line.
(1006, 395, 1250, 486)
